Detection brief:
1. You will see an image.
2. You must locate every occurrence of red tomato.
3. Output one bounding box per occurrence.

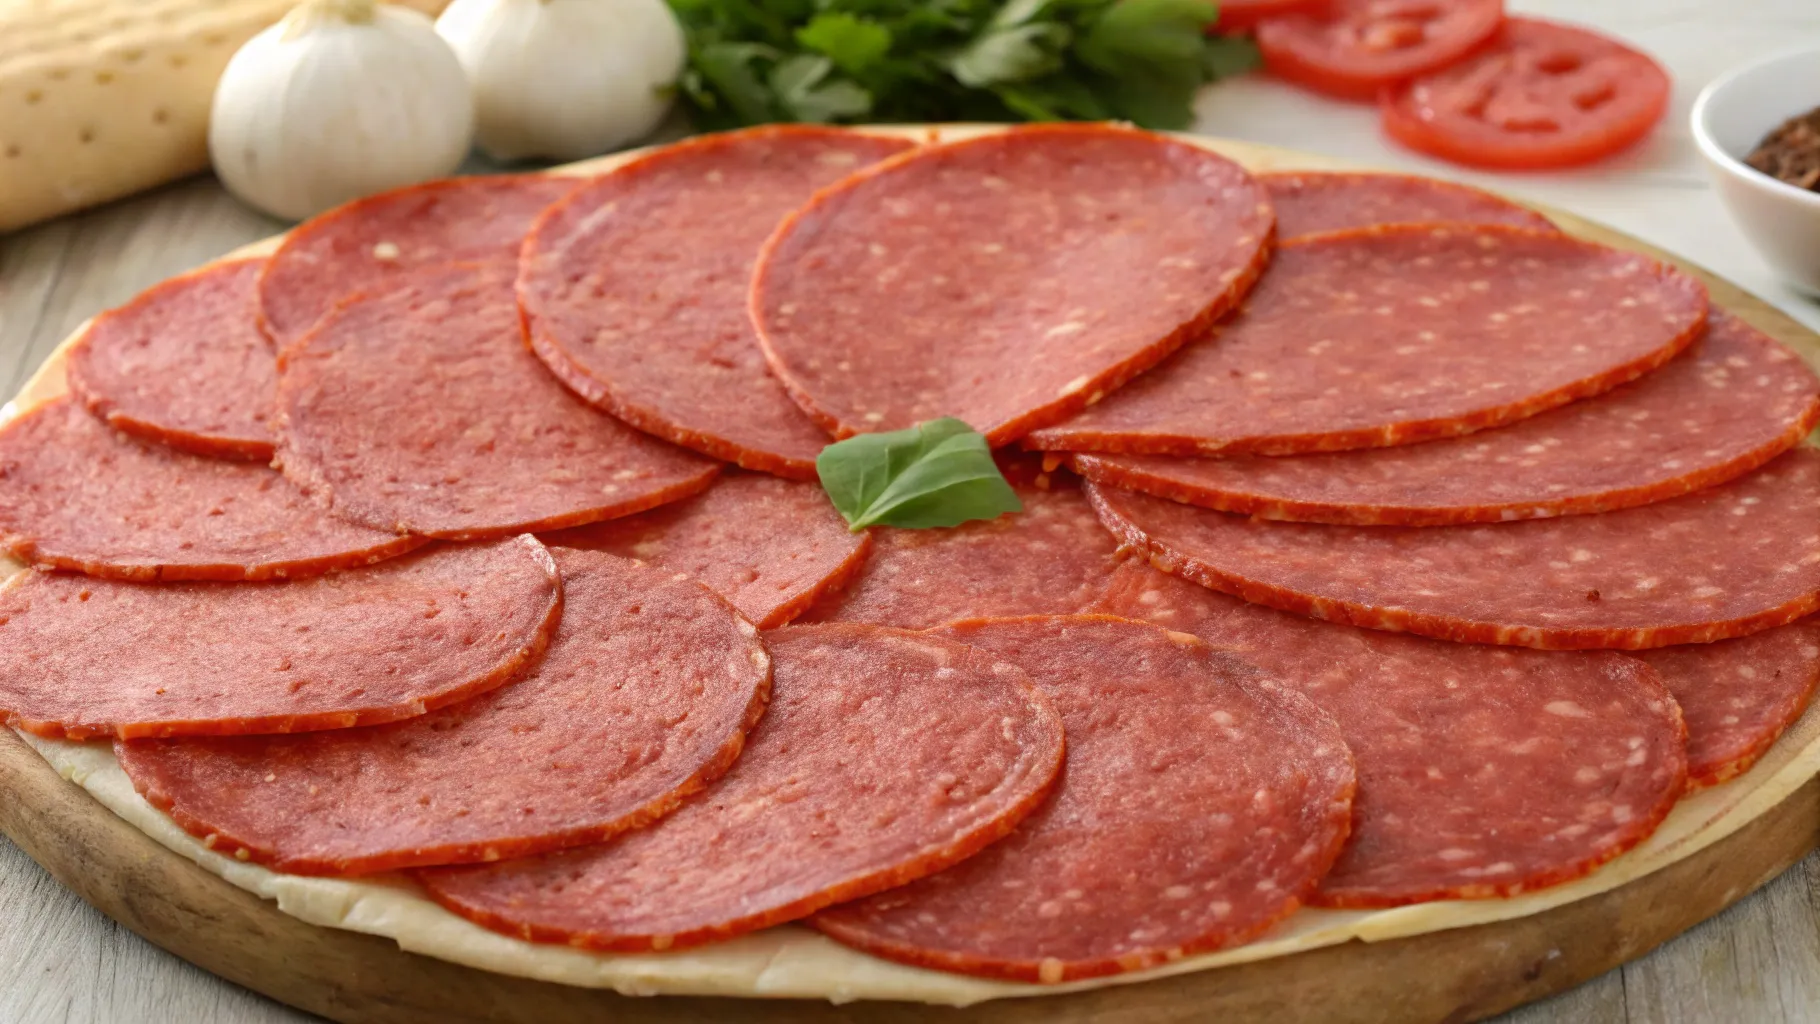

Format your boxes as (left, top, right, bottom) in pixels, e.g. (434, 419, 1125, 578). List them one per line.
(1256, 0, 1505, 101)
(1216, 0, 1324, 33)
(1380, 17, 1671, 170)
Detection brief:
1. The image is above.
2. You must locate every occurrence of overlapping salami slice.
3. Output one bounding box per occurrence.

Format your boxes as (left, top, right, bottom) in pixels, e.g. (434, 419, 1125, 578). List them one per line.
(258, 174, 579, 346)
(1095, 563, 1688, 907)
(1087, 447, 1820, 650)
(1072, 314, 1820, 525)
(1089, 448, 1820, 650)
(276, 263, 718, 540)
(814, 615, 1355, 982)
(799, 460, 1122, 629)
(0, 397, 421, 581)
(115, 549, 769, 875)
(419, 624, 1064, 951)
(542, 472, 868, 628)
(0, 537, 560, 741)
(521, 127, 914, 478)
(1028, 224, 1709, 457)
(751, 124, 1273, 446)
(1263, 171, 1557, 241)
(1641, 618, 1820, 790)
(66, 258, 277, 460)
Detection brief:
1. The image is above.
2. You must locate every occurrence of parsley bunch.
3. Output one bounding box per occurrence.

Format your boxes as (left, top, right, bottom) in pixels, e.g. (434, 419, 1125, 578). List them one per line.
(666, 0, 1260, 131)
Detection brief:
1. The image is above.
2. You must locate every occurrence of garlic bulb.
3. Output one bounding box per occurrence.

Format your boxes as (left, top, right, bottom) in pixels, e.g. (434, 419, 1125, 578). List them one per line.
(435, 0, 685, 162)
(209, 0, 476, 221)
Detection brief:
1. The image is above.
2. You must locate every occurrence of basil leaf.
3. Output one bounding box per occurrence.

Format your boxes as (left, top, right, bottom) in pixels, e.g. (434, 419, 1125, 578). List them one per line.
(817, 418, 1023, 531)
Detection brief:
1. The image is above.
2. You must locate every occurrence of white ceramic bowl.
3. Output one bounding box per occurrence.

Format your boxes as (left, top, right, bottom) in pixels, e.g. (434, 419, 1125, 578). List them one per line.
(1691, 48, 1820, 295)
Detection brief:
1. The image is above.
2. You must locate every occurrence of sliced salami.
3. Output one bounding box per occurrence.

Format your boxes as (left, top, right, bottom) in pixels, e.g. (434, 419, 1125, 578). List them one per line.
(0, 397, 421, 581)
(419, 623, 1064, 952)
(1028, 224, 1709, 457)
(1072, 314, 1820, 525)
(1263, 171, 1557, 241)
(1086, 448, 1820, 650)
(66, 258, 277, 460)
(542, 472, 868, 628)
(258, 174, 579, 346)
(276, 263, 718, 540)
(1096, 563, 1688, 907)
(521, 127, 914, 478)
(0, 537, 560, 741)
(115, 549, 769, 875)
(799, 460, 1122, 629)
(751, 124, 1273, 446)
(813, 615, 1355, 982)
(1640, 618, 1820, 790)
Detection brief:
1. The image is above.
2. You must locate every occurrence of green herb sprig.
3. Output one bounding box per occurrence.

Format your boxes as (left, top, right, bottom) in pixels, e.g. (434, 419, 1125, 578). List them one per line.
(817, 418, 1023, 531)
(667, 0, 1261, 132)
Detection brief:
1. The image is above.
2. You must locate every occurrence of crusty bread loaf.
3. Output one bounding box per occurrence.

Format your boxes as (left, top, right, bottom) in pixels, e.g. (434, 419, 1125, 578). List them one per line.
(0, 0, 449, 233)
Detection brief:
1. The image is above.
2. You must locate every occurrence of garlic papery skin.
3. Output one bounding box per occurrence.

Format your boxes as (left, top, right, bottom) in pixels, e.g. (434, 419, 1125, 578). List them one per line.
(209, 0, 476, 221)
(435, 0, 685, 163)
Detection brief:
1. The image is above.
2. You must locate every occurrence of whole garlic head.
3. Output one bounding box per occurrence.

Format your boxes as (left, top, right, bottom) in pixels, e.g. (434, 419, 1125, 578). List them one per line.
(436, 0, 685, 163)
(209, 0, 476, 221)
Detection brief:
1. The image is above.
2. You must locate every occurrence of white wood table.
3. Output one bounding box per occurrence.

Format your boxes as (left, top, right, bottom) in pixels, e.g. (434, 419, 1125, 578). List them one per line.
(4, 1, 1820, 1020)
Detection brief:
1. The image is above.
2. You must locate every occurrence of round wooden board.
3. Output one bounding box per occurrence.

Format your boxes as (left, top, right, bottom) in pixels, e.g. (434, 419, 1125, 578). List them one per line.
(3, 126, 1820, 1024)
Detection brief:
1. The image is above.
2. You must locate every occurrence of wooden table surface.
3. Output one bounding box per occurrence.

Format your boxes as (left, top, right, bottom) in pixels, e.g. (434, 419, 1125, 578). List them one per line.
(4, 1, 1820, 1021)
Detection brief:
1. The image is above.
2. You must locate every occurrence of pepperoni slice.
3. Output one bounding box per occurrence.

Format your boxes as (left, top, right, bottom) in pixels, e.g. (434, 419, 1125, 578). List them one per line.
(0, 537, 561, 741)
(1085, 447, 1820, 650)
(66, 259, 277, 460)
(1070, 314, 1820, 526)
(799, 459, 1123, 629)
(1640, 618, 1820, 790)
(521, 127, 913, 479)
(813, 615, 1355, 982)
(1027, 225, 1708, 457)
(114, 550, 769, 875)
(751, 124, 1273, 446)
(0, 398, 422, 582)
(1380, 17, 1672, 170)
(1096, 563, 1687, 907)
(1256, 0, 1505, 101)
(419, 624, 1064, 952)
(1263, 171, 1556, 241)
(541, 471, 871, 628)
(276, 264, 718, 540)
(259, 174, 580, 347)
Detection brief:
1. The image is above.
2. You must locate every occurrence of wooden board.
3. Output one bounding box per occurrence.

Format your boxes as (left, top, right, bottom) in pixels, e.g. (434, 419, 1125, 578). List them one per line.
(3, 127, 1820, 1024)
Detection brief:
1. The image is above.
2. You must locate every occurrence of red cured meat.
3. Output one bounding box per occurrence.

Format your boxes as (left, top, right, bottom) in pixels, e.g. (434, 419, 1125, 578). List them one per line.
(1027, 225, 1709, 457)
(0, 398, 421, 582)
(1085, 447, 1820, 650)
(799, 461, 1122, 629)
(258, 174, 579, 347)
(66, 259, 278, 460)
(521, 127, 913, 479)
(419, 624, 1064, 951)
(751, 124, 1273, 446)
(1640, 619, 1820, 790)
(276, 264, 718, 540)
(1095, 563, 1687, 907)
(1263, 171, 1556, 241)
(1071, 314, 1820, 526)
(115, 549, 769, 875)
(813, 615, 1355, 982)
(542, 471, 869, 628)
(1256, 0, 1505, 101)
(0, 537, 560, 741)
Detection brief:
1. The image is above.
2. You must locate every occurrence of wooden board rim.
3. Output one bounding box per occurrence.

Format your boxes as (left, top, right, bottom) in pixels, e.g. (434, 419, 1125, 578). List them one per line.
(3, 124, 1820, 1024)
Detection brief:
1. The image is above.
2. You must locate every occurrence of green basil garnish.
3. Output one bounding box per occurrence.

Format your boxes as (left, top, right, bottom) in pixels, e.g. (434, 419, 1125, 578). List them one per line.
(816, 417, 1023, 532)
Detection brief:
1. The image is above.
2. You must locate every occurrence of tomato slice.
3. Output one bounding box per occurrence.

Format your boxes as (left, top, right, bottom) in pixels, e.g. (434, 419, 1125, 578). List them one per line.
(1256, 0, 1505, 101)
(1380, 17, 1671, 170)
(1215, 0, 1324, 33)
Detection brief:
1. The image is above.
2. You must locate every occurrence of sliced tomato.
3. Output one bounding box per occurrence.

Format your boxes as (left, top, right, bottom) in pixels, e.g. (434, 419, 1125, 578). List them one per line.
(1380, 17, 1671, 170)
(1215, 0, 1324, 33)
(1256, 0, 1505, 101)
